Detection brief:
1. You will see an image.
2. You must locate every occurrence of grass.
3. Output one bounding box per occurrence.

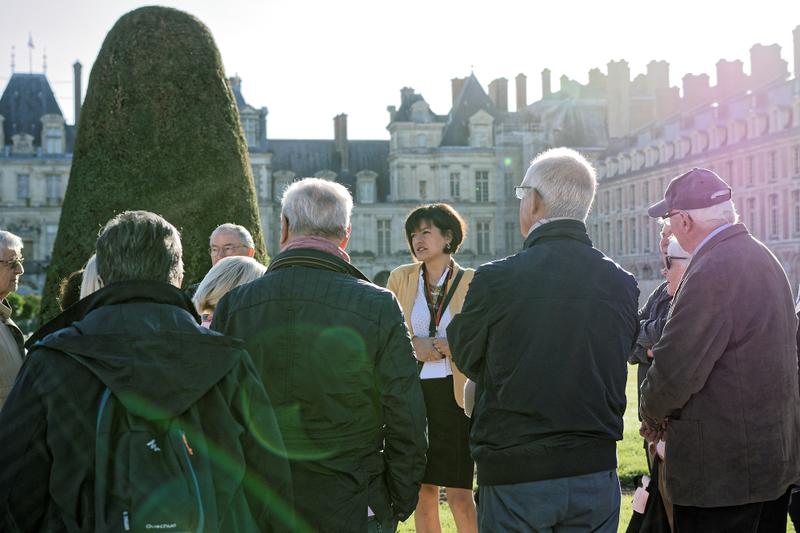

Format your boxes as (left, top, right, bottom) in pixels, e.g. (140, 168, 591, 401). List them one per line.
(396, 370, 796, 532)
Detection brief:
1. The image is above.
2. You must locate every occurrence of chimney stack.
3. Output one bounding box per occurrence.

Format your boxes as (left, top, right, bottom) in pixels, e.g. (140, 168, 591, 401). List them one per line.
(541, 68, 551, 99)
(682, 73, 712, 109)
(749, 43, 789, 87)
(488, 78, 508, 112)
(334, 113, 349, 171)
(515, 73, 527, 111)
(587, 68, 607, 91)
(229, 75, 242, 92)
(715, 59, 747, 101)
(606, 60, 631, 138)
(793, 25, 800, 79)
(258, 106, 268, 147)
(451, 78, 466, 105)
(73, 60, 82, 126)
(646, 60, 670, 94)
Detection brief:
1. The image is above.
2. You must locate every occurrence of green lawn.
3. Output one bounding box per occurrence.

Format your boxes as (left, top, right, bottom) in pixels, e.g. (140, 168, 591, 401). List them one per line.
(397, 370, 796, 532)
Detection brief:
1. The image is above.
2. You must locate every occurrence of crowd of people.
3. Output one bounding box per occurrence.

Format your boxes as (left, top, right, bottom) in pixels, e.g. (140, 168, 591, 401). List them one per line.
(0, 148, 798, 532)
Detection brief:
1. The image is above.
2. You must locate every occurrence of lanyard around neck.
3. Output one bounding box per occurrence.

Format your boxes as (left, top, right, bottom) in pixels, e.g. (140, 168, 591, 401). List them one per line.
(421, 260, 454, 337)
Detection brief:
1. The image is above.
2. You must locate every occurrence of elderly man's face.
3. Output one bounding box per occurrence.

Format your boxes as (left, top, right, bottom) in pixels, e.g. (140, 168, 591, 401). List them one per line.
(0, 247, 24, 300)
(209, 231, 254, 266)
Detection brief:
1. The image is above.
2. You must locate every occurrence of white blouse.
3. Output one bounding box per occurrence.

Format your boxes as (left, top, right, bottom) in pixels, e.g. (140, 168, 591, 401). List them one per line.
(410, 267, 453, 380)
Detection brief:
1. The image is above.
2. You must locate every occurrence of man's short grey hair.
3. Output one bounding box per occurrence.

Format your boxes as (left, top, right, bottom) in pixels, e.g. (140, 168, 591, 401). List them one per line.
(0, 231, 23, 252)
(210, 223, 255, 249)
(96, 211, 183, 286)
(281, 177, 353, 239)
(193, 256, 266, 314)
(523, 147, 597, 221)
(685, 200, 739, 226)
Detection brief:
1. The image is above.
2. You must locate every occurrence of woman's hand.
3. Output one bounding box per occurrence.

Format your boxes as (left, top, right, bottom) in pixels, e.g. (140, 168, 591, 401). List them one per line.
(412, 336, 443, 362)
(431, 337, 451, 358)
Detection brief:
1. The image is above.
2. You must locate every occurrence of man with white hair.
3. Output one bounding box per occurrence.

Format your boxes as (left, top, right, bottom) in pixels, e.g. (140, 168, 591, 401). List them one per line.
(208, 223, 256, 267)
(0, 231, 24, 410)
(212, 177, 427, 533)
(448, 148, 639, 531)
(642, 167, 800, 531)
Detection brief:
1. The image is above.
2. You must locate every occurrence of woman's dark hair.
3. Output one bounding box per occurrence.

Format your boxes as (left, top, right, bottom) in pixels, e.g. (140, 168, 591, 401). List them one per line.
(57, 269, 84, 310)
(404, 203, 467, 257)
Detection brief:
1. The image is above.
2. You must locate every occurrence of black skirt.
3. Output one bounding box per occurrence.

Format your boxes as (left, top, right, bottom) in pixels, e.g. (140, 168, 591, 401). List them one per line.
(420, 374, 474, 489)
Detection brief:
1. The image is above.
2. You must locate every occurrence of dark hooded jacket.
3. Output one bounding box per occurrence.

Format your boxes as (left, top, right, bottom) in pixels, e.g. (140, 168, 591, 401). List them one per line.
(0, 281, 293, 532)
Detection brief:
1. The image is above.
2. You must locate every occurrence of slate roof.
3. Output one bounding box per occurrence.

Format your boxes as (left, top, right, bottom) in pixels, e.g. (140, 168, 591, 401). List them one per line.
(619, 76, 798, 154)
(525, 96, 609, 148)
(391, 92, 447, 124)
(267, 139, 391, 201)
(0, 73, 64, 147)
(440, 73, 497, 146)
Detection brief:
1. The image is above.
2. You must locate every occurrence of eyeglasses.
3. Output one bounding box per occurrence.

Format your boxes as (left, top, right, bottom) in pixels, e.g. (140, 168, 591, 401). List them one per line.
(0, 257, 24, 269)
(660, 210, 692, 226)
(664, 255, 688, 270)
(208, 244, 247, 257)
(515, 186, 537, 200)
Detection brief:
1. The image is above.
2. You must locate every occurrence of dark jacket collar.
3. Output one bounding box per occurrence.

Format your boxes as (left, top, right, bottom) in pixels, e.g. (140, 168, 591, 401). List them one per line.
(27, 280, 199, 349)
(268, 247, 371, 282)
(689, 223, 748, 266)
(523, 219, 592, 250)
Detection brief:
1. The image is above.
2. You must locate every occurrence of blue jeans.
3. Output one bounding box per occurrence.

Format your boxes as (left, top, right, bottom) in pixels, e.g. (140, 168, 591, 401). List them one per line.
(477, 469, 620, 532)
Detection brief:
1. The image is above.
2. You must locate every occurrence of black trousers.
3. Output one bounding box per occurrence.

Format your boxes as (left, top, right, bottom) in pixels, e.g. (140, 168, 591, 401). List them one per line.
(673, 488, 790, 533)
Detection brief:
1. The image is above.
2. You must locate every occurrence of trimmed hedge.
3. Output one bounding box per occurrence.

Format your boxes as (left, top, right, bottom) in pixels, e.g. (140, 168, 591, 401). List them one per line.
(41, 6, 266, 320)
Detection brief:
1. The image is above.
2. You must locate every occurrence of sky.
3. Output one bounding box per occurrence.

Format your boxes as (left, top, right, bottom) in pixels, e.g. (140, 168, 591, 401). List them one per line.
(2, 0, 799, 140)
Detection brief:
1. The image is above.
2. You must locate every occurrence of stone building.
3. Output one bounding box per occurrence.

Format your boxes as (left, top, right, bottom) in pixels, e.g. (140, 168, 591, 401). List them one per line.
(2, 23, 798, 295)
(0, 65, 77, 292)
(589, 28, 800, 297)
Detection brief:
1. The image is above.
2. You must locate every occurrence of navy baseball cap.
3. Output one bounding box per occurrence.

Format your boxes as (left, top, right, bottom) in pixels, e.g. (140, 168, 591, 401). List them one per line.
(647, 167, 732, 218)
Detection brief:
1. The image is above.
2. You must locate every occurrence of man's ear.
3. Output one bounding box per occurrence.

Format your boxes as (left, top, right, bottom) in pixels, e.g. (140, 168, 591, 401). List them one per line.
(280, 215, 289, 247)
(246, 247, 256, 258)
(339, 224, 352, 250)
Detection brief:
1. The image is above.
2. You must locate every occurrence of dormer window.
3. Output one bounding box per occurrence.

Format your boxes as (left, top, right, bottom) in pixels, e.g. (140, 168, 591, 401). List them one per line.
(356, 170, 377, 204)
(242, 118, 257, 146)
(40, 114, 65, 155)
(11, 134, 34, 155)
(44, 127, 62, 154)
(410, 100, 431, 123)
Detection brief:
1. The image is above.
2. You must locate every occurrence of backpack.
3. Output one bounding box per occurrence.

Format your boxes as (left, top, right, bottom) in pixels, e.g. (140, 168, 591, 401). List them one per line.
(94, 387, 219, 532)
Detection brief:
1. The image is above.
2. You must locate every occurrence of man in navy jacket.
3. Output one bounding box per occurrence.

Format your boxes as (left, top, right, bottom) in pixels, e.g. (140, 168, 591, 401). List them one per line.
(448, 148, 639, 532)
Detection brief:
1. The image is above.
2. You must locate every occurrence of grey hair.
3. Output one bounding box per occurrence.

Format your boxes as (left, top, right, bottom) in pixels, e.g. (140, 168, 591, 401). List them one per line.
(523, 147, 597, 221)
(193, 255, 266, 314)
(210, 223, 255, 249)
(79, 254, 103, 299)
(281, 177, 353, 239)
(666, 236, 690, 258)
(96, 211, 184, 286)
(0, 231, 23, 252)
(685, 200, 739, 226)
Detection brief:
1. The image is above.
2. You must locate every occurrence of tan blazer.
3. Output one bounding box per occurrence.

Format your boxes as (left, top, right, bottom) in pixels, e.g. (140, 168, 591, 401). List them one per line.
(386, 261, 475, 408)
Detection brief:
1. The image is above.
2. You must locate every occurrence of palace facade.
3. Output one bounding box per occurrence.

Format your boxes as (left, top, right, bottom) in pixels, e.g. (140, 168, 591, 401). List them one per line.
(2, 24, 799, 295)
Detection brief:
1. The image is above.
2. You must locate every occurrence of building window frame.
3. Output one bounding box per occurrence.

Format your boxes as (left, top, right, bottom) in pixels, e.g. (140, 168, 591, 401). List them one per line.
(475, 171, 489, 203)
(377, 219, 392, 256)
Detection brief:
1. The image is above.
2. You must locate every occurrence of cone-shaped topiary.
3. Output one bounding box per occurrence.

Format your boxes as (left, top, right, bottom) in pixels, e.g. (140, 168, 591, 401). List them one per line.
(41, 6, 267, 320)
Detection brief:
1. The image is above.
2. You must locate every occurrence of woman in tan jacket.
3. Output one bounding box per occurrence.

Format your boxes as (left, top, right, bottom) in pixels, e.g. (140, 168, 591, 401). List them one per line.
(387, 204, 476, 533)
